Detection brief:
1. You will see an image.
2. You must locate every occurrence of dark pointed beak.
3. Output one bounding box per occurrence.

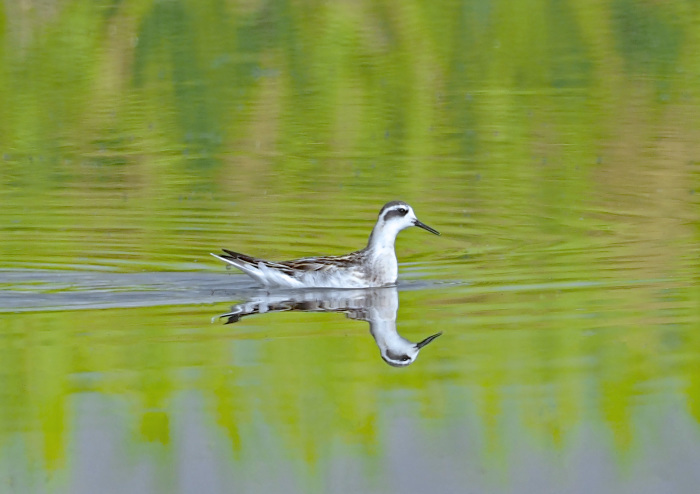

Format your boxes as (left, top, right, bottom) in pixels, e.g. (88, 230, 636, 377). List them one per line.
(415, 331, 442, 349)
(414, 219, 440, 236)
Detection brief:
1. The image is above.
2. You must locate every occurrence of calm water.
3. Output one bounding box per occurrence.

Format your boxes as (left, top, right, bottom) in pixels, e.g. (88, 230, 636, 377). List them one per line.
(2, 1, 700, 493)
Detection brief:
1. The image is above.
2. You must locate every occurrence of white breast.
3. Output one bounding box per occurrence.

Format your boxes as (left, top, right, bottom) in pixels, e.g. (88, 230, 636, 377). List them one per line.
(367, 247, 398, 286)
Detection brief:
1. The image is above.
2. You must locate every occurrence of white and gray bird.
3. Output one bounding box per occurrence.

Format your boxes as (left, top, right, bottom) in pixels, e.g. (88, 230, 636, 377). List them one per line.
(211, 201, 440, 289)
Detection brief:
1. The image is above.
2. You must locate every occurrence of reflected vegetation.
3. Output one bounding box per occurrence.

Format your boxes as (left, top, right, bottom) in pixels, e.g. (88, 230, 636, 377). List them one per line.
(217, 287, 442, 366)
(1, 0, 700, 492)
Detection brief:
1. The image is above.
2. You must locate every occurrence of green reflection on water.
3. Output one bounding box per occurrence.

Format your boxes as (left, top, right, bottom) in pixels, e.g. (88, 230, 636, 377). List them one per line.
(2, 278, 699, 490)
(1, 0, 700, 491)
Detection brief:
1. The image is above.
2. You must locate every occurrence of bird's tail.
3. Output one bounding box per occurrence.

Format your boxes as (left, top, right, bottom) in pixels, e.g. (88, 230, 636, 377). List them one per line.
(210, 249, 267, 284)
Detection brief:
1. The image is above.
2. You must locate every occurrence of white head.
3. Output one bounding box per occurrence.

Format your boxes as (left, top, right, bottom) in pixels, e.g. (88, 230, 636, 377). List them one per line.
(368, 201, 440, 249)
(377, 331, 443, 367)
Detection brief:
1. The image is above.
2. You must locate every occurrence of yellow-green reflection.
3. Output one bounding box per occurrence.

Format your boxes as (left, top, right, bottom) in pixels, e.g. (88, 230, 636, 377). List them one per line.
(1, 0, 700, 492)
(2, 274, 700, 491)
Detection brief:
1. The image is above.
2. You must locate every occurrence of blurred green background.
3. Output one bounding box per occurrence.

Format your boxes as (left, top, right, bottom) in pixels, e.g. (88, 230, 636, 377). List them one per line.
(1, 1, 699, 493)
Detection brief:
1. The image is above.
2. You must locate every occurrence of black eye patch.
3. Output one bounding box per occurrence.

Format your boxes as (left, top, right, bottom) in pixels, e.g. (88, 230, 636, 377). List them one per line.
(386, 349, 411, 362)
(383, 207, 409, 221)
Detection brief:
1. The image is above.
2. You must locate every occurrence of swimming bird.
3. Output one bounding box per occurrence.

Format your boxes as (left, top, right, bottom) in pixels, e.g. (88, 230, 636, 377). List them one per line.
(211, 200, 440, 288)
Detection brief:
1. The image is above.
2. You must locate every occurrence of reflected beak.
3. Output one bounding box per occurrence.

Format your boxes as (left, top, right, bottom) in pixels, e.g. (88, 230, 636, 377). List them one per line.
(415, 331, 442, 349)
(414, 219, 440, 236)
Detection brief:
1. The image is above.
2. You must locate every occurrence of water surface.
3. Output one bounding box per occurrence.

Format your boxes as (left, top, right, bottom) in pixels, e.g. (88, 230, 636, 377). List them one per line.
(2, 1, 700, 493)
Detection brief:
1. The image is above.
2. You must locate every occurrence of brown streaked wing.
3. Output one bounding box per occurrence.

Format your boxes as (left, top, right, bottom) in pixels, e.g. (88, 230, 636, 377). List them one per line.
(221, 249, 258, 264)
(220, 249, 296, 274)
(220, 248, 364, 275)
(278, 252, 363, 272)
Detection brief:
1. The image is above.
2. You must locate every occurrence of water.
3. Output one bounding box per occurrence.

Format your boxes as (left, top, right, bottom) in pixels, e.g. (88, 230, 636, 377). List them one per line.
(2, 1, 700, 493)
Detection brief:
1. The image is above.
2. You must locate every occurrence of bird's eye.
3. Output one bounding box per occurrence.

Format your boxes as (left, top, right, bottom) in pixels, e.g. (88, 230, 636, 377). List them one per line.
(398, 208, 408, 215)
(400, 355, 410, 361)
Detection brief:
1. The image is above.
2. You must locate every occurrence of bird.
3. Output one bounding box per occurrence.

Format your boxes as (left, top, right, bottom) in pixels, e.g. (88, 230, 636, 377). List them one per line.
(215, 287, 442, 367)
(211, 200, 440, 289)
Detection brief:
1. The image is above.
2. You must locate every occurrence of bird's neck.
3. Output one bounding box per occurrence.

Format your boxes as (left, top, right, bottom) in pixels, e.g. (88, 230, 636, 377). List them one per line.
(367, 225, 398, 252)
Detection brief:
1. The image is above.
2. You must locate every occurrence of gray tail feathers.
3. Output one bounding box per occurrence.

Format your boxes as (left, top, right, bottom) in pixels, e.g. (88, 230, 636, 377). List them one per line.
(218, 249, 258, 264)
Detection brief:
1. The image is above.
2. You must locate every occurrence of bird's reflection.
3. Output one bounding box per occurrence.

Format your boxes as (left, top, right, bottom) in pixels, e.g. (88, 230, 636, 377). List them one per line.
(216, 287, 441, 367)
